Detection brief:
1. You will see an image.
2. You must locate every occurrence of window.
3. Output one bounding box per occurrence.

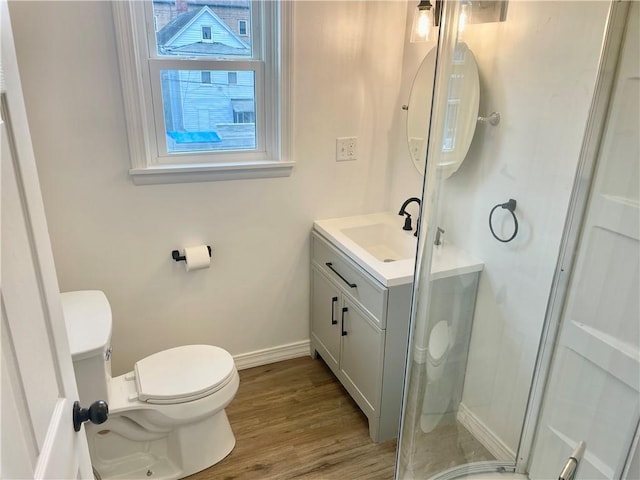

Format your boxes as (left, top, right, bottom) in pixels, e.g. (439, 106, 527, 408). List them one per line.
(201, 26, 212, 42)
(238, 19, 248, 36)
(113, 1, 293, 184)
(234, 112, 255, 123)
(232, 99, 255, 124)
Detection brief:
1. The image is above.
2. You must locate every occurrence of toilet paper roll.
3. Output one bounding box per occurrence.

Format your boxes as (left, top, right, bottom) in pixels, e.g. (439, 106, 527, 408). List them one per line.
(184, 245, 210, 272)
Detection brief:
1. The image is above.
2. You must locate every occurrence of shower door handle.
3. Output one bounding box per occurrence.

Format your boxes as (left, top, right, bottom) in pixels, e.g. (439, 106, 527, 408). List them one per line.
(558, 441, 586, 480)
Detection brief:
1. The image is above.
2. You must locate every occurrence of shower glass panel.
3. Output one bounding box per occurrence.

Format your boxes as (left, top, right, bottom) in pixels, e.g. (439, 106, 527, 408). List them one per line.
(396, 1, 621, 479)
(527, 4, 639, 477)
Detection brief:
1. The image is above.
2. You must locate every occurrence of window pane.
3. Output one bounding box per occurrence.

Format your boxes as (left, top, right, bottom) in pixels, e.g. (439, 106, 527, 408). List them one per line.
(160, 69, 256, 153)
(153, 1, 252, 58)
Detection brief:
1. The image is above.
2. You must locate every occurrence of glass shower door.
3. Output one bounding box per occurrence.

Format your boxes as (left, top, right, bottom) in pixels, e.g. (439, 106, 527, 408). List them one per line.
(527, 3, 640, 478)
(396, 2, 507, 478)
(395, 1, 638, 479)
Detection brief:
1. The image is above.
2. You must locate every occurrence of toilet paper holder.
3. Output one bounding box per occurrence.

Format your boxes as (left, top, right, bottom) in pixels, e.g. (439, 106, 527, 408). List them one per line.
(171, 246, 212, 263)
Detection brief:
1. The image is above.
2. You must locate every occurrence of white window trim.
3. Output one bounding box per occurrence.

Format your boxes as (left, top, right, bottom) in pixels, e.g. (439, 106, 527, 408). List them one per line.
(112, 1, 293, 185)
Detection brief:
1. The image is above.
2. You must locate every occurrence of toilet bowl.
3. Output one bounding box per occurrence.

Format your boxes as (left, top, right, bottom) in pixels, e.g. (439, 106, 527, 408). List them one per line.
(61, 290, 239, 480)
(420, 320, 453, 433)
(426, 320, 450, 382)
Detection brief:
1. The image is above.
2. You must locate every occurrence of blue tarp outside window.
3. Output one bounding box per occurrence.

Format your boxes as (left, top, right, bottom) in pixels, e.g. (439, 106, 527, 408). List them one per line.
(167, 131, 221, 143)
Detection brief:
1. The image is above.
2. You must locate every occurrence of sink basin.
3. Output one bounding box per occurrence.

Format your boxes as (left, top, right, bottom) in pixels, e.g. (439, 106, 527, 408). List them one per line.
(314, 212, 417, 286)
(341, 223, 416, 263)
(314, 212, 483, 287)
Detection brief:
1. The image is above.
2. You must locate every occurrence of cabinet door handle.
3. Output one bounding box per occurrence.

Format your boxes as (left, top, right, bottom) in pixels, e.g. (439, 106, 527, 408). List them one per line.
(341, 307, 348, 336)
(331, 296, 338, 325)
(326, 262, 357, 288)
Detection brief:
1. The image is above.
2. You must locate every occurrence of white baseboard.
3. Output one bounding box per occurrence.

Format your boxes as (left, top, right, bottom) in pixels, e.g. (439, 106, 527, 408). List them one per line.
(233, 340, 311, 370)
(457, 402, 515, 462)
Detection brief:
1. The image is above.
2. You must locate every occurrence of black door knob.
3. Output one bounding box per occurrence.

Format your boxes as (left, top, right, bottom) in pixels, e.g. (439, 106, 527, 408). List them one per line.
(73, 400, 109, 432)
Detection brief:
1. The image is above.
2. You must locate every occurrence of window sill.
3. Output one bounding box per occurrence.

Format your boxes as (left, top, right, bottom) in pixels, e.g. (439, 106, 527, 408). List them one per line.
(129, 161, 295, 185)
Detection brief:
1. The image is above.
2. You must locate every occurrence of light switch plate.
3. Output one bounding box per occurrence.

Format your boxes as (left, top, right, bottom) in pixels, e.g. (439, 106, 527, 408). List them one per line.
(336, 137, 357, 161)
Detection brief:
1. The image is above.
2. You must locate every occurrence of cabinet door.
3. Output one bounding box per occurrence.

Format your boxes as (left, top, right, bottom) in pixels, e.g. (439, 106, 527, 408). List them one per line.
(311, 268, 341, 371)
(340, 298, 384, 413)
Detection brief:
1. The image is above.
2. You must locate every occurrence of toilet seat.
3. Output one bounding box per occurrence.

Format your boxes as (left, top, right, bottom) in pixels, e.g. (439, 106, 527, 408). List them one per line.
(135, 345, 235, 404)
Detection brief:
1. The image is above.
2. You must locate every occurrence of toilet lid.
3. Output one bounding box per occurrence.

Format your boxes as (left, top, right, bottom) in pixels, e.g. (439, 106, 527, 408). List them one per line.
(134, 345, 235, 404)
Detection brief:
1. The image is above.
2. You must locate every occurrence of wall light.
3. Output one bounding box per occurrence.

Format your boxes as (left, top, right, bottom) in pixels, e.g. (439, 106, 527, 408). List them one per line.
(410, 1, 436, 43)
(459, 1, 472, 33)
(410, 1, 508, 43)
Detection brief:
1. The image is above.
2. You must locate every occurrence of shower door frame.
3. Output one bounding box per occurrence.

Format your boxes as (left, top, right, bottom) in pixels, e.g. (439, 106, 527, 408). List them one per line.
(514, 0, 632, 473)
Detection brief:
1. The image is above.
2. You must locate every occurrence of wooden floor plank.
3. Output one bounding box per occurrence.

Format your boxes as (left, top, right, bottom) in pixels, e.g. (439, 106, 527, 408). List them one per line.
(185, 356, 397, 480)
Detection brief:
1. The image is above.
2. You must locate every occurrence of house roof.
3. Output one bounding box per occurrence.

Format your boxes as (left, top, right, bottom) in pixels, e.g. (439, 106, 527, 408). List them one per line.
(153, 0, 250, 7)
(156, 5, 250, 56)
(231, 100, 254, 113)
(157, 9, 201, 46)
(163, 42, 250, 56)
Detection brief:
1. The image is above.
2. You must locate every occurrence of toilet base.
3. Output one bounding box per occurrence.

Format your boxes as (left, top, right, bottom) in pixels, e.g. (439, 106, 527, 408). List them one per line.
(89, 409, 236, 480)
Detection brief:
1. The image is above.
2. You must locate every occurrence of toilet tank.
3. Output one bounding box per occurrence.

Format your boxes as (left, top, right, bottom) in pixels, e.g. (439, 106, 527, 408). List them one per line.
(61, 290, 112, 406)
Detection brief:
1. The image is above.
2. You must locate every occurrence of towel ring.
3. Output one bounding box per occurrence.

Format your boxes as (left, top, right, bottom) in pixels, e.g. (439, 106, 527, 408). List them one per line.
(489, 199, 518, 243)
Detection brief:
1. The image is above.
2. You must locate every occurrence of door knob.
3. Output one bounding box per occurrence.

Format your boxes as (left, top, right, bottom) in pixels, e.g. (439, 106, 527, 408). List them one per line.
(73, 400, 109, 432)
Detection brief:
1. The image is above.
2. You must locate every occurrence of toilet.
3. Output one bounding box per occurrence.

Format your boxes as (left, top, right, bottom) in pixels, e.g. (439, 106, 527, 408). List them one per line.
(426, 320, 451, 382)
(61, 290, 239, 480)
(420, 320, 453, 433)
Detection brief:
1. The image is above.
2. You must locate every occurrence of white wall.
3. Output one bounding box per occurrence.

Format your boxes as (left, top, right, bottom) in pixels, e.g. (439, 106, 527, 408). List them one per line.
(9, 0, 408, 375)
(435, 1, 610, 455)
(388, 3, 432, 214)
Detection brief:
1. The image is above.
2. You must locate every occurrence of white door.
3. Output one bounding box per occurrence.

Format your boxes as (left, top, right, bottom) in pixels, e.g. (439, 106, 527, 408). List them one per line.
(1, 1, 93, 478)
(529, 3, 639, 479)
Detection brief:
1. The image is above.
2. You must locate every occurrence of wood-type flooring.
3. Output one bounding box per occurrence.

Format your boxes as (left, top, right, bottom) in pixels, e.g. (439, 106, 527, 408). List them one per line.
(186, 356, 397, 480)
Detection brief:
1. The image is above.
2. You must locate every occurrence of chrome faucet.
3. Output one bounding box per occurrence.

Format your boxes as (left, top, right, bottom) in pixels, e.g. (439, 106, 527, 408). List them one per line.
(398, 197, 421, 234)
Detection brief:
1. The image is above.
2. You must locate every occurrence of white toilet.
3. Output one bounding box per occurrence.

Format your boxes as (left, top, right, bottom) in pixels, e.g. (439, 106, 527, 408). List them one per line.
(420, 320, 454, 433)
(426, 320, 451, 382)
(61, 290, 239, 480)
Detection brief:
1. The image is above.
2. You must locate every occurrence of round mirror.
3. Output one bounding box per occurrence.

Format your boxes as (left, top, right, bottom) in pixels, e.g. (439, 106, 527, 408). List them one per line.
(406, 42, 480, 178)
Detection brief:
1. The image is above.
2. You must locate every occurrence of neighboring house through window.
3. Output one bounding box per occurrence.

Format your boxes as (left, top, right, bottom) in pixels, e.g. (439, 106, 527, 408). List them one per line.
(112, 1, 292, 183)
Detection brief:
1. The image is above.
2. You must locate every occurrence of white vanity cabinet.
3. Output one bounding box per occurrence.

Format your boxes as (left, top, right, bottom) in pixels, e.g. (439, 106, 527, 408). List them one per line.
(310, 232, 412, 442)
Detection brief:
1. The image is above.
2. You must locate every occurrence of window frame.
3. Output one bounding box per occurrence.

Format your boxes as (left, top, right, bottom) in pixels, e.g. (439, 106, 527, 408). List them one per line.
(112, 1, 293, 184)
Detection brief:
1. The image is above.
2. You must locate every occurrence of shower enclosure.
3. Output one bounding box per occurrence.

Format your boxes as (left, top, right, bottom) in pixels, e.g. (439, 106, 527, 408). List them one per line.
(396, 1, 639, 479)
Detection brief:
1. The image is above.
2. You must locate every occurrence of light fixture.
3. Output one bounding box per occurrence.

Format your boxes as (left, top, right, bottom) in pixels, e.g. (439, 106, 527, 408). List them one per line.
(458, 1, 472, 33)
(410, 1, 435, 43)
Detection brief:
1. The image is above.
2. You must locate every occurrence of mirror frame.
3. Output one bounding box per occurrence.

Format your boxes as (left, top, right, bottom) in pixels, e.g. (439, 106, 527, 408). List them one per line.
(406, 42, 480, 178)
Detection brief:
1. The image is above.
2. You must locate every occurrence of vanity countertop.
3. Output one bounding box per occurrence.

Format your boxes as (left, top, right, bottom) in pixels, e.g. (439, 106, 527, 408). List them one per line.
(313, 212, 483, 287)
